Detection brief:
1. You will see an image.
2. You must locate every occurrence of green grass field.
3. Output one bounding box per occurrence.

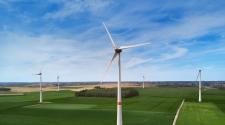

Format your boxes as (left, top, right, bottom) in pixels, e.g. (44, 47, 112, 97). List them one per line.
(177, 88, 225, 125)
(0, 87, 223, 125)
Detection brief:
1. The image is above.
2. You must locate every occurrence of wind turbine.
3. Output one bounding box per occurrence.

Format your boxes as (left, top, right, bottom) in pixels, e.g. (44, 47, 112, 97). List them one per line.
(102, 22, 150, 125)
(57, 75, 60, 91)
(36, 70, 43, 103)
(142, 75, 145, 89)
(196, 69, 202, 103)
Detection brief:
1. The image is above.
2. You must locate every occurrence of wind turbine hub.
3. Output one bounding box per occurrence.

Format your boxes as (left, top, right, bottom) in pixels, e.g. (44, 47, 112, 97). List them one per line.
(115, 49, 122, 53)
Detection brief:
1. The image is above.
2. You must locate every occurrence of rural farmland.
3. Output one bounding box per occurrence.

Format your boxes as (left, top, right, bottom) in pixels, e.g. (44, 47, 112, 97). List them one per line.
(1, 86, 224, 125)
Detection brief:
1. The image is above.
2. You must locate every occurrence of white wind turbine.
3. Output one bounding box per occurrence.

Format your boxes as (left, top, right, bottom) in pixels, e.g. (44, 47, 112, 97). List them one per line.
(102, 22, 150, 125)
(57, 75, 60, 91)
(142, 75, 145, 89)
(35, 70, 43, 103)
(196, 69, 202, 102)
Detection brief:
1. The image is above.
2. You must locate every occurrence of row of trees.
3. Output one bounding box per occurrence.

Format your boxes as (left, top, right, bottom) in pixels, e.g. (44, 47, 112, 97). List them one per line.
(75, 87, 139, 98)
(0, 88, 11, 92)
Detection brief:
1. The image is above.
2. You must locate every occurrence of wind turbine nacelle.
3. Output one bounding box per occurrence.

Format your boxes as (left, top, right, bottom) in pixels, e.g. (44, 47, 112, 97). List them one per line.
(115, 49, 122, 53)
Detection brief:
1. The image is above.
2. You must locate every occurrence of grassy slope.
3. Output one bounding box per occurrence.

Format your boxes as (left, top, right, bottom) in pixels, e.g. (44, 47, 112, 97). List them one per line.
(0, 87, 196, 125)
(177, 88, 225, 125)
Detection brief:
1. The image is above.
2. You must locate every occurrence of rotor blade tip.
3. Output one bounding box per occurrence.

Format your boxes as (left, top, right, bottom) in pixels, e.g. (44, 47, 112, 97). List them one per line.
(102, 22, 106, 26)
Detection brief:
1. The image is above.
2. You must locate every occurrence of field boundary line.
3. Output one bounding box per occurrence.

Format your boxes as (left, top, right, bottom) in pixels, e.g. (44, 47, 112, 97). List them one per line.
(172, 99, 185, 125)
(0, 93, 24, 96)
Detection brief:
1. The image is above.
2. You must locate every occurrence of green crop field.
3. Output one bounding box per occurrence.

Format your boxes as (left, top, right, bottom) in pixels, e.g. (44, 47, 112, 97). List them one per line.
(177, 88, 225, 125)
(0, 87, 207, 125)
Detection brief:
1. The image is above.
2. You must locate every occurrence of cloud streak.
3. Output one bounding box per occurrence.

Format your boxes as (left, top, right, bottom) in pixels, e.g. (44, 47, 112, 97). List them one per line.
(45, 0, 114, 19)
(159, 47, 188, 61)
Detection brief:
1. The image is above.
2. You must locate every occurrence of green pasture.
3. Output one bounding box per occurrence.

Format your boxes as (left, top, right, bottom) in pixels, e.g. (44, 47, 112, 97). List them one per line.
(177, 88, 225, 125)
(0, 87, 208, 125)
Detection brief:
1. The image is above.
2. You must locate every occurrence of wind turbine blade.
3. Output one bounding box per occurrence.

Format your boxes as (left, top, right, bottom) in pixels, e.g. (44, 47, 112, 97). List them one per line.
(119, 42, 150, 49)
(101, 53, 118, 83)
(196, 72, 200, 81)
(102, 22, 117, 49)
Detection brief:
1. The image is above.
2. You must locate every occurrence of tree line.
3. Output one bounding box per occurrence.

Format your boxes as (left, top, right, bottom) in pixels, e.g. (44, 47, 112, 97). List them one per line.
(75, 87, 139, 98)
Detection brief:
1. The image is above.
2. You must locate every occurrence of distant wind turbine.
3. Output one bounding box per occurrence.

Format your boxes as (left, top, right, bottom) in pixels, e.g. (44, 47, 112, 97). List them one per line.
(57, 75, 60, 91)
(102, 22, 150, 125)
(196, 69, 202, 103)
(36, 70, 43, 103)
(142, 75, 145, 89)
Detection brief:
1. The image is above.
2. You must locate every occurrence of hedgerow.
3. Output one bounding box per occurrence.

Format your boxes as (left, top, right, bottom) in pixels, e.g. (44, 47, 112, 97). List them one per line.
(75, 87, 139, 98)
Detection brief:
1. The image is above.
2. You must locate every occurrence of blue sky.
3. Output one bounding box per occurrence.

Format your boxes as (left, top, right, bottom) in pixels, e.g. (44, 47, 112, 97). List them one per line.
(0, 0, 225, 82)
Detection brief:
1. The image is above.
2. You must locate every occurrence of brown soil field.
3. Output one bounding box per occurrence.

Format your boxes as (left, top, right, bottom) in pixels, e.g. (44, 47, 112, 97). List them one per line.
(8, 83, 155, 93)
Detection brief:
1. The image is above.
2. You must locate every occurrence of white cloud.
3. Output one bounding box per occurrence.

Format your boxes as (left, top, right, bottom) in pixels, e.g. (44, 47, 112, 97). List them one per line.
(125, 57, 153, 68)
(124, 47, 187, 69)
(104, 2, 225, 47)
(159, 47, 188, 61)
(45, 0, 114, 19)
(0, 31, 112, 82)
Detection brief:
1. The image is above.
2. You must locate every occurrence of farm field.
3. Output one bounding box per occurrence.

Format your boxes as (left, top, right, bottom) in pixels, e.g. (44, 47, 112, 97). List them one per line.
(0, 87, 198, 125)
(177, 88, 225, 125)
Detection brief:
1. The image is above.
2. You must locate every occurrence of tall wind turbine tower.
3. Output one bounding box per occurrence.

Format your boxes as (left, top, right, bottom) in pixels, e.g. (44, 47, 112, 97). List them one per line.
(57, 75, 60, 91)
(102, 22, 150, 125)
(36, 71, 43, 103)
(196, 70, 202, 102)
(142, 75, 145, 89)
